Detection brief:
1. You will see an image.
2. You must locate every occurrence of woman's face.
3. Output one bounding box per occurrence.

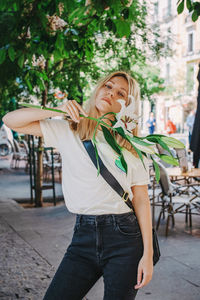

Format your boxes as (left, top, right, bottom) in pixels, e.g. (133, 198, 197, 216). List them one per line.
(95, 76, 129, 115)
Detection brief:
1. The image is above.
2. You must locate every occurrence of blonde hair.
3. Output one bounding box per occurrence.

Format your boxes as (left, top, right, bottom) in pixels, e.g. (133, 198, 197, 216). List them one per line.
(69, 70, 140, 156)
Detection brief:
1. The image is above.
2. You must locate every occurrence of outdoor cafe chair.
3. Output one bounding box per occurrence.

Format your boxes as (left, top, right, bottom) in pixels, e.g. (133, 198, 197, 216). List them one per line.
(10, 139, 28, 169)
(43, 148, 62, 183)
(155, 161, 199, 236)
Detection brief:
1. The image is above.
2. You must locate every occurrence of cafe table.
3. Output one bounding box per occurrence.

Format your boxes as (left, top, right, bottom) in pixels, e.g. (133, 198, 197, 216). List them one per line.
(166, 167, 200, 180)
(150, 167, 200, 227)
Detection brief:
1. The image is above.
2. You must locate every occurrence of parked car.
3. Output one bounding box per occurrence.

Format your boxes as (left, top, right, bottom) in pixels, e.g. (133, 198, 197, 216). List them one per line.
(0, 123, 14, 156)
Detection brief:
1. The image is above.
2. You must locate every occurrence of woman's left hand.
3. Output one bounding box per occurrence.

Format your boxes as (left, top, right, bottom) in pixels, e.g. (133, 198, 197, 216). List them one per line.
(134, 255, 153, 289)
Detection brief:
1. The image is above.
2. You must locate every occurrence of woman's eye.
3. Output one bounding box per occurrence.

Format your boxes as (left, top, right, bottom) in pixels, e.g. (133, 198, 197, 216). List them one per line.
(118, 92, 125, 97)
(105, 84, 112, 89)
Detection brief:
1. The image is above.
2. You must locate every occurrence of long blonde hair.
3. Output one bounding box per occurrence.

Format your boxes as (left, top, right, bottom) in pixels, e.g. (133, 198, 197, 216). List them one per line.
(69, 70, 140, 156)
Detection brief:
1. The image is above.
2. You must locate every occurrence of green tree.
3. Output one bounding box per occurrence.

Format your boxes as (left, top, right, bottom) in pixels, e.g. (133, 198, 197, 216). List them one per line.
(177, 0, 200, 21)
(0, 0, 164, 206)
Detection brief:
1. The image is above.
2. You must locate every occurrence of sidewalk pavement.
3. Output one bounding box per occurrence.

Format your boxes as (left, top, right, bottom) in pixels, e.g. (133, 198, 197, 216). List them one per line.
(0, 157, 63, 203)
(0, 158, 200, 299)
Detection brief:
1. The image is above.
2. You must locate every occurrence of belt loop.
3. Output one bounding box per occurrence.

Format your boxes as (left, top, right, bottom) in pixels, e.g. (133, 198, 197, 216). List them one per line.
(112, 215, 117, 227)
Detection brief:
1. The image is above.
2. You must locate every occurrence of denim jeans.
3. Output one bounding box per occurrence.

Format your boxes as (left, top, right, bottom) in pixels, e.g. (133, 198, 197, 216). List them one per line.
(43, 211, 144, 300)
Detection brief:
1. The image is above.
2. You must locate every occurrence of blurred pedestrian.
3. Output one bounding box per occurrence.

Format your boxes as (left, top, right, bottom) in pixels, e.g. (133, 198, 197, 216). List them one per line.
(186, 109, 195, 144)
(146, 112, 156, 134)
(165, 118, 176, 135)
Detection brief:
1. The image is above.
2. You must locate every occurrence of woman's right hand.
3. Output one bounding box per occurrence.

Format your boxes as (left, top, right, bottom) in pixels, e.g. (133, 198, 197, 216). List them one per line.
(57, 100, 88, 123)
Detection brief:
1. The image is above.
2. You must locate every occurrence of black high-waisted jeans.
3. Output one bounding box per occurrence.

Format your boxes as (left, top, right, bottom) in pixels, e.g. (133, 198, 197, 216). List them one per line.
(43, 211, 144, 300)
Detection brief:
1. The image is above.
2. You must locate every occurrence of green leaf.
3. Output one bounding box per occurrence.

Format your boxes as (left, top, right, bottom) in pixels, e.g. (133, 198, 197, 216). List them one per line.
(36, 76, 45, 91)
(38, 71, 49, 81)
(157, 138, 172, 155)
(115, 156, 126, 173)
(160, 136, 185, 149)
(8, 46, 16, 62)
(120, 154, 128, 174)
(129, 141, 146, 170)
(131, 136, 155, 147)
(18, 54, 24, 68)
(25, 78, 32, 92)
(186, 0, 192, 10)
(53, 50, 62, 62)
(115, 19, 131, 38)
(55, 34, 64, 52)
(177, 0, 184, 14)
(115, 126, 127, 139)
(145, 136, 169, 154)
(68, 6, 87, 23)
(101, 125, 121, 155)
(0, 48, 6, 64)
(159, 154, 179, 166)
(192, 10, 198, 22)
(146, 134, 167, 138)
(145, 136, 159, 143)
(151, 156, 160, 183)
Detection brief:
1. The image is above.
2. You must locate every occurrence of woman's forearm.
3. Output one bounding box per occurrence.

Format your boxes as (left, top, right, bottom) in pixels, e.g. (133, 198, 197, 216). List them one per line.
(132, 187, 153, 258)
(2, 107, 63, 129)
(134, 199, 153, 257)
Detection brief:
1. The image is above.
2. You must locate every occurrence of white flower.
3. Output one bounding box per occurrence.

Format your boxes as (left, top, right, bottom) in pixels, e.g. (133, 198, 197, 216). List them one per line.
(32, 54, 46, 70)
(47, 15, 68, 33)
(112, 96, 157, 155)
(113, 95, 139, 136)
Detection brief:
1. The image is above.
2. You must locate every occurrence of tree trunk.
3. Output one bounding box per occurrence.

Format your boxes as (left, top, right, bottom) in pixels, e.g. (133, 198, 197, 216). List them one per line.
(35, 136, 43, 206)
(35, 77, 48, 207)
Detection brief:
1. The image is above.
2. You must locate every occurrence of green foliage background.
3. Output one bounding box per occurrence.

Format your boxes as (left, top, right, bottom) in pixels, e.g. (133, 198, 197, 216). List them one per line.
(0, 0, 165, 119)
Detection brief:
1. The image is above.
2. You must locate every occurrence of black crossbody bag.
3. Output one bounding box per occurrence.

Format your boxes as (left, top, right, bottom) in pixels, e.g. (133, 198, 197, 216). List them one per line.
(83, 140, 161, 266)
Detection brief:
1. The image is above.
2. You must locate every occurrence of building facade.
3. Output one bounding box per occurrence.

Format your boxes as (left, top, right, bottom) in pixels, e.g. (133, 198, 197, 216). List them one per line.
(142, 0, 200, 138)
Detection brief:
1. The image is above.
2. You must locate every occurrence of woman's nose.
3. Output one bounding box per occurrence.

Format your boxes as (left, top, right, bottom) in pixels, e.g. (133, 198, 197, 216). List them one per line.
(108, 89, 114, 97)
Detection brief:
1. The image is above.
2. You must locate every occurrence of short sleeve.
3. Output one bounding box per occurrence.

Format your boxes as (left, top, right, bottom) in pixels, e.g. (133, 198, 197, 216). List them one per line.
(131, 156, 150, 186)
(40, 118, 69, 149)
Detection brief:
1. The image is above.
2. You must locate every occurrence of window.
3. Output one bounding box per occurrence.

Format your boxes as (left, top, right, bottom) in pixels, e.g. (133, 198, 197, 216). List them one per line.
(166, 27, 171, 49)
(186, 64, 194, 93)
(167, 0, 171, 16)
(188, 32, 194, 52)
(163, 0, 172, 19)
(153, 2, 158, 22)
(166, 63, 170, 84)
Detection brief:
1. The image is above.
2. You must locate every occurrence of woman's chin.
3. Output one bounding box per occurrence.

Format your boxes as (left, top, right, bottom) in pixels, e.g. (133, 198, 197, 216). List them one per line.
(95, 103, 110, 115)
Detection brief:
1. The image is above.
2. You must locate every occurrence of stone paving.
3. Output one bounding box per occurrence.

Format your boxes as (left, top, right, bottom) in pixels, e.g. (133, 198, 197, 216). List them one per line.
(0, 216, 54, 300)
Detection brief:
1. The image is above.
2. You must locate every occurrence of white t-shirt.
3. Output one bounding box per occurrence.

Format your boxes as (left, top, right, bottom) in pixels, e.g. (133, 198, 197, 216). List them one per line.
(40, 119, 150, 215)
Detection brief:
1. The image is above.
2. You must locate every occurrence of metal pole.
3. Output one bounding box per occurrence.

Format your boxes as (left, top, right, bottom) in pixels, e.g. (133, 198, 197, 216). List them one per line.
(51, 148, 56, 206)
(32, 136, 37, 205)
(28, 135, 33, 204)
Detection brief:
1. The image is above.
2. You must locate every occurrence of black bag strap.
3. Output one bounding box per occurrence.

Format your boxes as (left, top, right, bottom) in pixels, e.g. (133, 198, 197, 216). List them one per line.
(82, 140, 135, 212)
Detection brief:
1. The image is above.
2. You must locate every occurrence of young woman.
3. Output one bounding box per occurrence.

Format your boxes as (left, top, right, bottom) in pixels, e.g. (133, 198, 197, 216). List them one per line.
(3, 71, 153, 299)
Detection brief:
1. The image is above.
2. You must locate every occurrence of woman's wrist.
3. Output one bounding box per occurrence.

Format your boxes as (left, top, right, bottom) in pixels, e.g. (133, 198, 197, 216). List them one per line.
(143, 249, 153, 258)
